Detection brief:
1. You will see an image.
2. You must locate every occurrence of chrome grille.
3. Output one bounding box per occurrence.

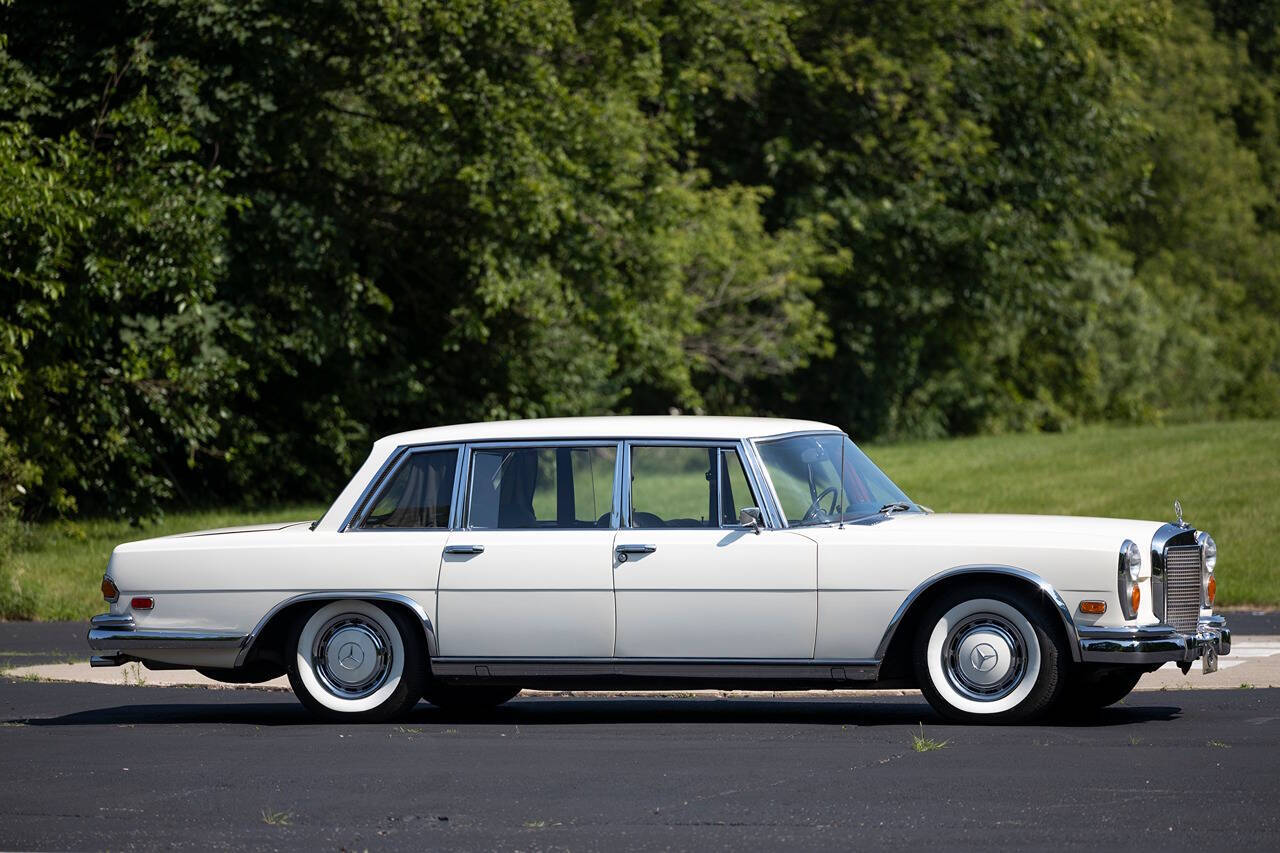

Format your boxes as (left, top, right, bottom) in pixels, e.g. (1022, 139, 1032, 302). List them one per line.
(1163, 544, 1203, 634)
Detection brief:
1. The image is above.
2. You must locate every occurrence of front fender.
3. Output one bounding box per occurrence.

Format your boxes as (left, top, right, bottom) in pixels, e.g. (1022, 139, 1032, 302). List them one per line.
(873, 564, 1082, 663)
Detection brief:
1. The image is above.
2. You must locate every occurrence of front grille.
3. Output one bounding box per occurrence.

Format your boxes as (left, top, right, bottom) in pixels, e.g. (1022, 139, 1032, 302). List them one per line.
(1163, 544, 1203, 634)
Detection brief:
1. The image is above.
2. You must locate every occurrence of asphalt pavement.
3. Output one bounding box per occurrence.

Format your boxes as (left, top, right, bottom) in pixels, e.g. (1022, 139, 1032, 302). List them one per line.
(1, 679, 1278, 851)
(2, 614, 1279, 851)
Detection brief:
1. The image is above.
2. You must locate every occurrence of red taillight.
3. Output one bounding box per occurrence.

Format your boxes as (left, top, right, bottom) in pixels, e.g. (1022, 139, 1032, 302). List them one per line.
(130, 596, 154, 610)
(101, 577, 119, 602)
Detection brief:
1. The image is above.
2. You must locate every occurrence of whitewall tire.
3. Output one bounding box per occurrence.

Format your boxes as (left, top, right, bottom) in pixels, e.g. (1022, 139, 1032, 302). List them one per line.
(287, 600, 425, 722)
(913, 585, 1067, 723)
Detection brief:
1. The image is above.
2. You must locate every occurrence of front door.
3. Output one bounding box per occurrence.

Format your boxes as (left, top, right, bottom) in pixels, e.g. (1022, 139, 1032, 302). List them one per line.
(436, 443, 620, 658)
(612, 443, 817, 659)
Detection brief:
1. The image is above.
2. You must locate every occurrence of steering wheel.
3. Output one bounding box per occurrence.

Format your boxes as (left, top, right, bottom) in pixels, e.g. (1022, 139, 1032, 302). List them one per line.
(800, 486, 839, 524)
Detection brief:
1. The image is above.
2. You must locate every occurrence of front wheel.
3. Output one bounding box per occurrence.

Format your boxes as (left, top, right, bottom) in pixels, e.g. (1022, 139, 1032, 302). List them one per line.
(287, 600, 426, 722)
(913, 585, 1069, 723)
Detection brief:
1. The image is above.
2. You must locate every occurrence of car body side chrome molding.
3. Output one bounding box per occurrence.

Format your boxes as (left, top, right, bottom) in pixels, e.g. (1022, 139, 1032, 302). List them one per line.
(872, 564, 1084, 663)
(429, 657, 881, 682)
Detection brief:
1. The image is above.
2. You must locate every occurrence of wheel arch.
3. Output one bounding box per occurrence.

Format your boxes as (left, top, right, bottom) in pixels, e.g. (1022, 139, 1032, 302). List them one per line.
(876, 565, 1081, 679)
(235, 592, 437, 668)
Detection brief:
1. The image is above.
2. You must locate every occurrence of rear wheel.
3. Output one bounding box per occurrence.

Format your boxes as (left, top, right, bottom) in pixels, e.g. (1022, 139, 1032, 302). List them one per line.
(287, 600, 425, 722)
(913, 584, 1069, 723)
(422, 684, 521, 712)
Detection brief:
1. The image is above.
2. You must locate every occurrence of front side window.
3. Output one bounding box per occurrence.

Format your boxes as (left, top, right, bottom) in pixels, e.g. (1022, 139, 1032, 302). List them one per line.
(629, 445, 756, 528)
(468, 445, 617, 529)
(359, 448, 458, 529)
(757, 433, 915, 526)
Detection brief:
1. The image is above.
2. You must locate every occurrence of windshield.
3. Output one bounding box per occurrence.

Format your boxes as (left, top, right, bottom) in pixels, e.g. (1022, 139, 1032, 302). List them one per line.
(756, 433, 916, 526)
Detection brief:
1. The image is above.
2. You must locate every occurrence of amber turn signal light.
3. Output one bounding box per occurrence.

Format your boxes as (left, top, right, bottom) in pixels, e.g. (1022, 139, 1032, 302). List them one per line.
(130, 596, 154, 610)
(1130, 584, 1141, 614)
(1080, 600, 1107, 614)
(101, 576, 119, 603)
(1207, 575, 1217, 606)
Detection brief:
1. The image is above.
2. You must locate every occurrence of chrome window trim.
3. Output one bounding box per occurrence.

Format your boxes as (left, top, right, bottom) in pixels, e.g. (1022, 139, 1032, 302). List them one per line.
(872, 564, 1084, 663)
(744, 436, 791, 528)
(458, 439, 625, 531)
(621, 439, 769, 530)
(337, 430, 831, 534)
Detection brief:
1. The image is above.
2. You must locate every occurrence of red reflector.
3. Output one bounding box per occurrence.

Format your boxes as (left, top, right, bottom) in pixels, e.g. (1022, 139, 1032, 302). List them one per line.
(130, 597, 154, 610)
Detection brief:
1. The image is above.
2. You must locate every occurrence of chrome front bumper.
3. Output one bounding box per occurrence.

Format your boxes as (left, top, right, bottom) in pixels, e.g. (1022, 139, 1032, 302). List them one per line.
(87, 613, 247, 667)
(1077, 614, 1231, 665)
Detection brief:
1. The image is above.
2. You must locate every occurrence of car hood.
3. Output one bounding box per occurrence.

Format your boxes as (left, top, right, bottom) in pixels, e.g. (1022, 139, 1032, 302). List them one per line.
(802, 511, 1169, 551)
(891, 512, 1165, 540)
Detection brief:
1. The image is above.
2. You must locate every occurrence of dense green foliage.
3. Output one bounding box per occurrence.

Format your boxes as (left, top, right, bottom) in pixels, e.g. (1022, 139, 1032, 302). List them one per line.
(1, 0, 1277, 520)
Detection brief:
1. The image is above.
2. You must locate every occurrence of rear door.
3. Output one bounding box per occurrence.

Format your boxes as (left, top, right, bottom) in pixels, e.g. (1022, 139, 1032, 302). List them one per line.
(611, 442, 818, 659)
(436, 442, 620, 658)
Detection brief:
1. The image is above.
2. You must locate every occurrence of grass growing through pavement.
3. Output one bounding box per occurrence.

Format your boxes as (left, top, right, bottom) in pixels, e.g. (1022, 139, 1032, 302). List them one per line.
(1, 419, 1276, 621)
(867, 419, 1279, 607)
(911, 723, 948, 752)
(260, 809, 292, 827)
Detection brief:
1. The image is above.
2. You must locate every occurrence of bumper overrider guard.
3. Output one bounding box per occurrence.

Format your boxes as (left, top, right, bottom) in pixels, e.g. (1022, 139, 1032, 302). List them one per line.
(1077, 614, 1231, 669)
(87, 613, 247, 667)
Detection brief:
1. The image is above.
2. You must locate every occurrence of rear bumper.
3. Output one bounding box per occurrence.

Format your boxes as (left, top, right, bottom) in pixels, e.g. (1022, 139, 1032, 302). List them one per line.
(1078, 614, 1230, 665)
(87, 613, 247, 667)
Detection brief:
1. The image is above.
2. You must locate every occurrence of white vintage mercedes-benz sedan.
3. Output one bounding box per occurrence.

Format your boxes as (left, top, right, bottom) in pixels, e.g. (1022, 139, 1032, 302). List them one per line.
(89, 416, 1229, 722)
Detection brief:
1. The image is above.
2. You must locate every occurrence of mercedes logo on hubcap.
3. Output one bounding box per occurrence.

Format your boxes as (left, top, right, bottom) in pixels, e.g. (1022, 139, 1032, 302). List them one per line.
(969, 643, 998, 673)
(337, 641, 364, 670)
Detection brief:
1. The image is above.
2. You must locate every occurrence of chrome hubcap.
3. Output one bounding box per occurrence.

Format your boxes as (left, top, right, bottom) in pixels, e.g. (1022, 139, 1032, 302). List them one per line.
(311, 615, 392, 699)
(943, 614, 1027, 701)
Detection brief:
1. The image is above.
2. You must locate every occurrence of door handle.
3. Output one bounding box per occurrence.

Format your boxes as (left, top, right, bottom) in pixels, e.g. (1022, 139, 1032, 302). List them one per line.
(615, 543, 656, 555)
(444, 544, 485, 555)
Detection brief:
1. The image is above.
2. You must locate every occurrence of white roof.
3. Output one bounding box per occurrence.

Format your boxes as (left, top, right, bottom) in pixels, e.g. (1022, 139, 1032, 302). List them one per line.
(374, 416, 839, 449)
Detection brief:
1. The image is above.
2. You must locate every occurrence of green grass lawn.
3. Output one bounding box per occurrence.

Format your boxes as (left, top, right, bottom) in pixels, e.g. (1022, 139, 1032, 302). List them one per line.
(2, 505, 327, 621)
(3, 419, 1276, 621)
(866, 419, 1279, 607)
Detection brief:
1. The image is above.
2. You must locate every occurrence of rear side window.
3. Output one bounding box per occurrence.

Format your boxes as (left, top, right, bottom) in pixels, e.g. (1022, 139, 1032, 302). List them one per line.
(359, 449, 458, 529)
(467, 446, 617, 529)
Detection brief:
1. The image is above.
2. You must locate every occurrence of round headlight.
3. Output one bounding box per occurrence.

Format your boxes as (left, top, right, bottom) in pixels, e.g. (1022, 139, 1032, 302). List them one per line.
(1122, 540, 1142, 582)
(1199, 532, 1217, 573)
